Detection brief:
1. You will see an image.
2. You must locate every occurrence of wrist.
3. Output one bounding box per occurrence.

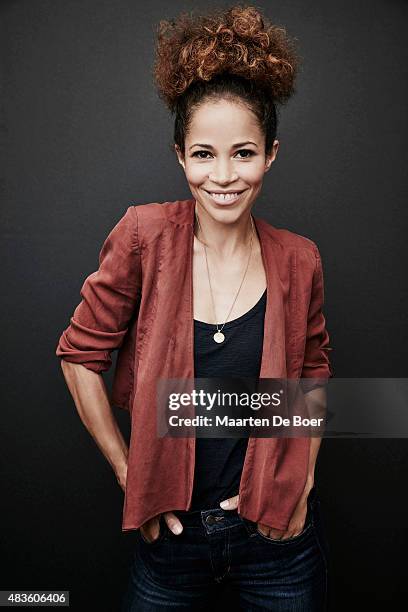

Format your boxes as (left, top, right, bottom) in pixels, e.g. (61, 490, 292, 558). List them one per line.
(114, 461, 127, 478)
(303, 474, 315, 495)
(114, 462, 128, 491)
(114, 458, 128, 480)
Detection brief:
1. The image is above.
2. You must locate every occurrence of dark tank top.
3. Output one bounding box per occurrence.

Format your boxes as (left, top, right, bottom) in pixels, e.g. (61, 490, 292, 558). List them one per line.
(190, 288, 267, 511)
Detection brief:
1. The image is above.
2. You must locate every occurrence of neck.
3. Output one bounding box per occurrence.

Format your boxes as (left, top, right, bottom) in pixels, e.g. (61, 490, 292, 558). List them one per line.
(194, 200, 254, 257)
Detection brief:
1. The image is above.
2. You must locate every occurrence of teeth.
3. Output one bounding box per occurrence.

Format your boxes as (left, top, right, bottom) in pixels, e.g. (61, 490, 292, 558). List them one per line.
(210, 192, 239, 200)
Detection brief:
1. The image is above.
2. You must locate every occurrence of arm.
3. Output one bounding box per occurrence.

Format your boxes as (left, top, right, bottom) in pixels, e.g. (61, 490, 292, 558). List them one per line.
(60, 360, 128, 490)
(301, 244, 333, 492)
(301, 244, 334, 385)
(56, 206, 141, 486)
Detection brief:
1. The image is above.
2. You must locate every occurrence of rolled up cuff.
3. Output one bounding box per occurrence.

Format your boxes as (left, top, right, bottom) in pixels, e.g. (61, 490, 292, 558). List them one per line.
(55, 316, 128, 372)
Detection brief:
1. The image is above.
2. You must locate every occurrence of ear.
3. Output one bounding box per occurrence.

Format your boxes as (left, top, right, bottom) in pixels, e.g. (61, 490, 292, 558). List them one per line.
(264, 139, 279, 173)
(264, 155, 273, 173)
(174, 144, 185, 169)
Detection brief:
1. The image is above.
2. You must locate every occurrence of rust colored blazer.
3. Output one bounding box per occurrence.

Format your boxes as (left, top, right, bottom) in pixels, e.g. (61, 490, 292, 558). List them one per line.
(56, 198, 333, 531)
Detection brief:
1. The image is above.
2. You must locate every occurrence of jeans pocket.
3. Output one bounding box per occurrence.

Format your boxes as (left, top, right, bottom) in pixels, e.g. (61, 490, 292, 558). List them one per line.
(254, 520, 313, 545)
(241, 488, 317, 542)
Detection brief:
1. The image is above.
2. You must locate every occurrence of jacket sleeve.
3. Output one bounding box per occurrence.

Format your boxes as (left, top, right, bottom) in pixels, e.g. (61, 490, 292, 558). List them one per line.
(300, 244, 334, 391)
(55, 205, 141, 373)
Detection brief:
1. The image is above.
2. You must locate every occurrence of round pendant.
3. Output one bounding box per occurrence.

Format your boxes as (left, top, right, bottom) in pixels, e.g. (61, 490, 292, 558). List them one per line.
(213, 331, 225, 343)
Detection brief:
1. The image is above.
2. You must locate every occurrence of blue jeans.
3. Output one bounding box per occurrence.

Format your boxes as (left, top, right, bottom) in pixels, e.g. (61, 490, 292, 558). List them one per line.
(121, 487, 329, 610)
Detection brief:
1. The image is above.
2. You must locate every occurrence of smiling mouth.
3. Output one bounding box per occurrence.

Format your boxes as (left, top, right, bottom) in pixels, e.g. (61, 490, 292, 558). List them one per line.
(203, 189, 247, 204)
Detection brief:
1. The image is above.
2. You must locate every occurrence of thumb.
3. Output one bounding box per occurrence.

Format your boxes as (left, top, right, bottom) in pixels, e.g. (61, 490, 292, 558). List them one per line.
(220, 495, 239, 510)
(162, 511, 183, 535)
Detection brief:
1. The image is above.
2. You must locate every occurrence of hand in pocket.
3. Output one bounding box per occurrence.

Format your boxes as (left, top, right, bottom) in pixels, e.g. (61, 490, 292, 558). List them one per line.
(257, 489, 309, 540)
(140, 511, 184, 542)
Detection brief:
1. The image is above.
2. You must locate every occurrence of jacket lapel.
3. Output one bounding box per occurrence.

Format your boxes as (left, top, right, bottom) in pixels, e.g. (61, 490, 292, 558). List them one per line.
(253, 216, 287, 379)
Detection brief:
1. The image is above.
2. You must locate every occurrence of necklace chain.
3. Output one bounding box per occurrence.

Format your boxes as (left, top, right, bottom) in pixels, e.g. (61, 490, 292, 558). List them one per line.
(194, 207, 255, 343)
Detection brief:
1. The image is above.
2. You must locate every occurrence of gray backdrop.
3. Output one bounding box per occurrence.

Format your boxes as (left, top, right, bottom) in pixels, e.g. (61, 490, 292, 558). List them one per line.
(1, 0, 407, 609)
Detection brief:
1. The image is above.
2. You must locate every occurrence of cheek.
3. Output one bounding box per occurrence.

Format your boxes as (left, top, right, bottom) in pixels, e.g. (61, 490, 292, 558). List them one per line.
(239, 162, 266, 184)
(184, 165, 207, 186)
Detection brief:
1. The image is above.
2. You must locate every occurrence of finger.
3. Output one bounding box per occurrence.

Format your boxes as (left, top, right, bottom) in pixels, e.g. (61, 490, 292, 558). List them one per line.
(141, 516, 160, 541)
(257, 523, 284, 538)
(220, 495, 239, 510)
(256, 522, 267, 536)
(291, 526, 304, 538)
(257, 526, 270, 536)
(163, 511, 183, 535)
(268, 529, 284, 539)
(283, 522, 304, 539)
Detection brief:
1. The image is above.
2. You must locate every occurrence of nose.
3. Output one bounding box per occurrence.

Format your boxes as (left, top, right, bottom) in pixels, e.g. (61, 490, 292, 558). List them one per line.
(209, 158, 238, 184)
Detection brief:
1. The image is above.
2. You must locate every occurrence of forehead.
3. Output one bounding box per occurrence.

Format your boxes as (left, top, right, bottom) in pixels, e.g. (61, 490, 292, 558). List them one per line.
(187, 99, 261, 141)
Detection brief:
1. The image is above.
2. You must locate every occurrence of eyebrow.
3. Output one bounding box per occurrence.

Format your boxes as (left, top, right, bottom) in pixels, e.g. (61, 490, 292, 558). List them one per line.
(189, 141, 258, 151)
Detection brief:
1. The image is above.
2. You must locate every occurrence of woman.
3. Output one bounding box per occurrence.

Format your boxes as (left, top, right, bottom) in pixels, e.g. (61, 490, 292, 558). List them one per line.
(56, 5, 333, 610)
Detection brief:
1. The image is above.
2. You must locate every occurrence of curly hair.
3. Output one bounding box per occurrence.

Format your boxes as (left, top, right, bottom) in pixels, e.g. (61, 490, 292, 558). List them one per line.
(153, 4, 301, 155)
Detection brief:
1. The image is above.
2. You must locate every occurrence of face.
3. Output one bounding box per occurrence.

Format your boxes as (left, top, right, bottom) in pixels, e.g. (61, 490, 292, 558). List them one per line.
(175, 98, 279, 224)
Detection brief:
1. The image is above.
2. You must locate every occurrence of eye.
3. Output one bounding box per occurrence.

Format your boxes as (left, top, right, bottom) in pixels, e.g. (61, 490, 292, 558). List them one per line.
(235, 149, 255, 159)
(191, 149, 255, 159)
(191, 150, 213, 159)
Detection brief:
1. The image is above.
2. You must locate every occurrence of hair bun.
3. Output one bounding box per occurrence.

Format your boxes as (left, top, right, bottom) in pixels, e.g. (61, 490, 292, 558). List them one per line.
(153, 5, 301, 112)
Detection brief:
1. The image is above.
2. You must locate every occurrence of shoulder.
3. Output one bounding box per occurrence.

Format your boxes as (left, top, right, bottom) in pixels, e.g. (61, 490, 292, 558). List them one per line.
(129, 199, 191, 222)
(128, 199, 192, 225)
(255, 216, 321, 260)
(126, 199, 193, 247)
